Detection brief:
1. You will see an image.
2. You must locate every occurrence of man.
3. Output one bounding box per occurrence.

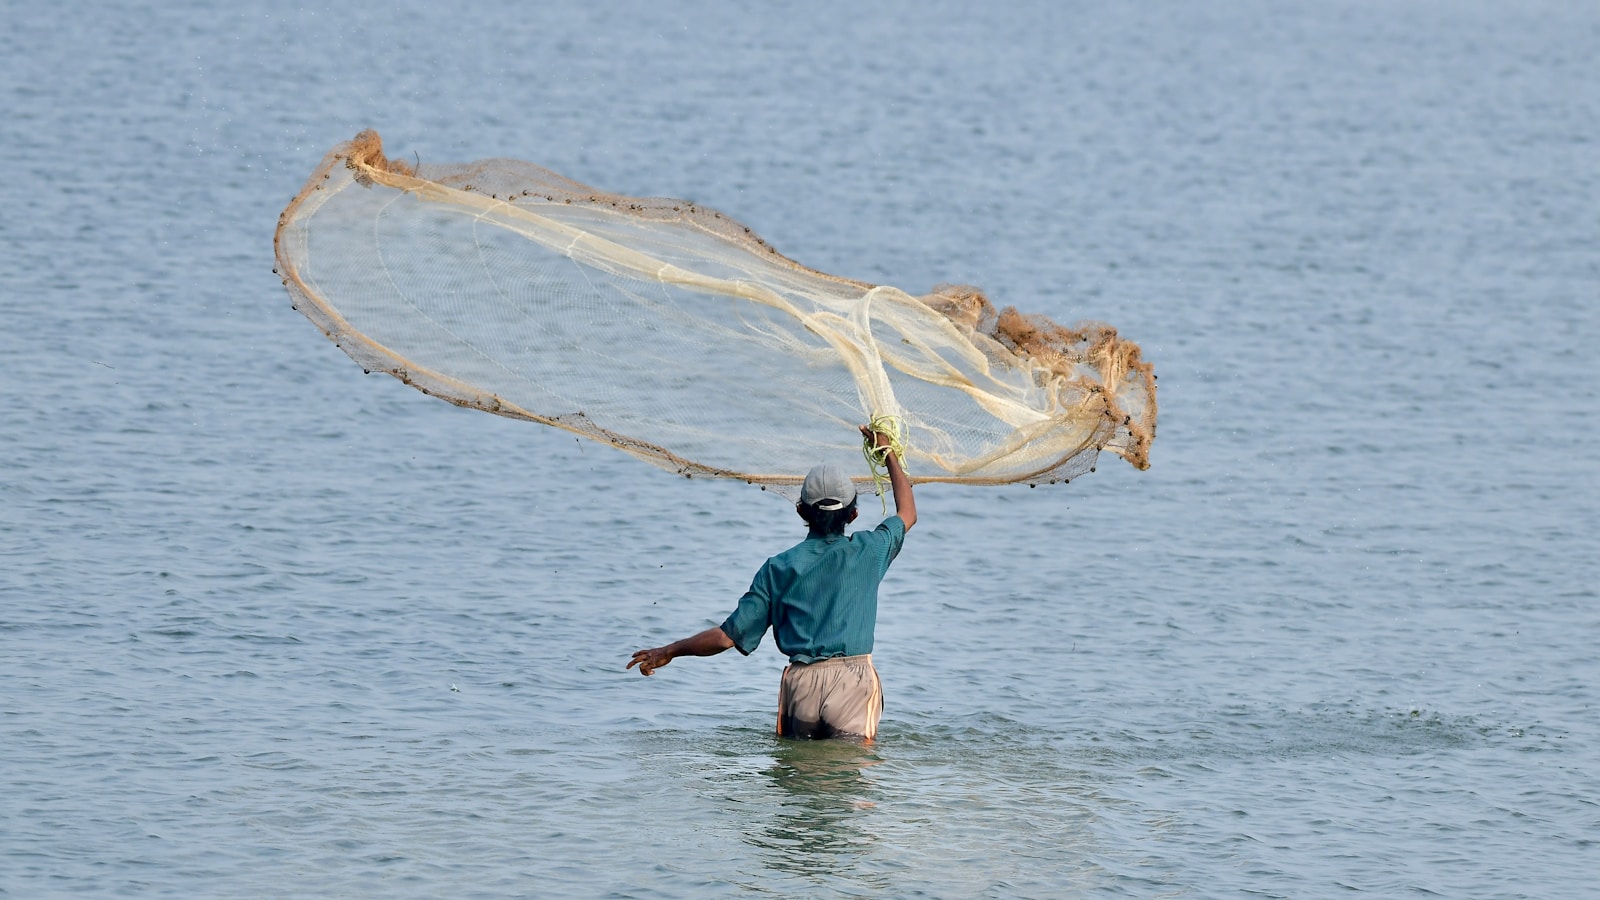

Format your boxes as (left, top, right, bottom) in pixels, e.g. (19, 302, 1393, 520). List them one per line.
(627, 424, 916, 741)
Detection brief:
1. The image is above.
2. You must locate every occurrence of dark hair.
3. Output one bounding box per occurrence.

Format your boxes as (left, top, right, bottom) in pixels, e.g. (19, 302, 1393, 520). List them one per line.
(799, 498, 858, 535)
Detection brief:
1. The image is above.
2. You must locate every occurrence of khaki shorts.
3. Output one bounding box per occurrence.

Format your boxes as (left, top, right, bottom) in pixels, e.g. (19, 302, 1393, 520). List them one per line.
(776, 654, 883, 741)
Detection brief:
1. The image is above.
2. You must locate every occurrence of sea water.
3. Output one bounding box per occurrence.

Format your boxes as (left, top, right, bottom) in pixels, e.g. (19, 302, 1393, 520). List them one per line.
(3, 0, 1596, 896)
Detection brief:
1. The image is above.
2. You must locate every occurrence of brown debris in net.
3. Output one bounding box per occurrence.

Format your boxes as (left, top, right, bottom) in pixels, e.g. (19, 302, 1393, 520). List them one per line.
(343, 129, 414, 185)
(920, 284, 999, 334)
(996, 308, 1156, 470)
(921, 284, 1157, 472)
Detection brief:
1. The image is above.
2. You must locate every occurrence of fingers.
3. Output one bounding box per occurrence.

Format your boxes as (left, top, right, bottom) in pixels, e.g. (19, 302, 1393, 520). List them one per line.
(627, 649, 661, 676)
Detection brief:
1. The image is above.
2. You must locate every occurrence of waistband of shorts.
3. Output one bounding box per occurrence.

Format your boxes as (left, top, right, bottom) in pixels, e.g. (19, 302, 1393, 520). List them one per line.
(788, 653, 873, 668)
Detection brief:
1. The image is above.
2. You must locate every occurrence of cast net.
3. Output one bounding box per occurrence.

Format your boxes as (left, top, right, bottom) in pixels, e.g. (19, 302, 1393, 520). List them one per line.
(273, 131, 1156, 494)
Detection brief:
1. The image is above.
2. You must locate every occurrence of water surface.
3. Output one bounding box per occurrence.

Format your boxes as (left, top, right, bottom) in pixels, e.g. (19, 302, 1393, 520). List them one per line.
(3, 1, 1596, 896)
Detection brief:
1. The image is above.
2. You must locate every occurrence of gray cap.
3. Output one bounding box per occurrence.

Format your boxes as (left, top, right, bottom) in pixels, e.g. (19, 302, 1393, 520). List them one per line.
(800, 463, 855, 510)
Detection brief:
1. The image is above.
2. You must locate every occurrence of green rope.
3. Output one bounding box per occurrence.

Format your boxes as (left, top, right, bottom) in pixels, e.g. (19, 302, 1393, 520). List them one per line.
(861, 413, 908, 513)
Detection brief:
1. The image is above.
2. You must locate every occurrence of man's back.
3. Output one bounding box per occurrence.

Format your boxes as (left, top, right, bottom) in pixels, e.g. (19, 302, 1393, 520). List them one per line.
(724, 516, 907, 663)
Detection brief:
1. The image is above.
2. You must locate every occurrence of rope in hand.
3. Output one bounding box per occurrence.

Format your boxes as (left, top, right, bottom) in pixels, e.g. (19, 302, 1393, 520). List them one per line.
(861, 413, 908, 513)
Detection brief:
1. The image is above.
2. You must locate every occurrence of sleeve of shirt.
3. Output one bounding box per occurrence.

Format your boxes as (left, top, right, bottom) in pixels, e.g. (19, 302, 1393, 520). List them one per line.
(871, 514, 908, 574)
(719, 561, 775, 656)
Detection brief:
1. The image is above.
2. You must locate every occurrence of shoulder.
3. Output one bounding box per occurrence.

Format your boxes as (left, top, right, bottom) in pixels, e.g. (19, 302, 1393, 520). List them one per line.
(852, 515, 906, 547)
(768, 536, 815, 565)
(758, 536, 816, 578)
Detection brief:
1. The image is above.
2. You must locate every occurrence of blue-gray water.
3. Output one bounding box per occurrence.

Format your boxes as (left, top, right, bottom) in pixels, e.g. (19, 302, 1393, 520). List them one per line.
(3, 1, 1597, 896)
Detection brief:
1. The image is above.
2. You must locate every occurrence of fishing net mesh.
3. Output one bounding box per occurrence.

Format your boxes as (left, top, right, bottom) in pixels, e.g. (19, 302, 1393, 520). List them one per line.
(274, 131, 1156, 494)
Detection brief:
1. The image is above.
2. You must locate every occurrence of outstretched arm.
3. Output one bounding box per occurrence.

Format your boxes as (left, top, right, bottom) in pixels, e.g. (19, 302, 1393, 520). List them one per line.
(862, 424, 917, 531)
(627, 625, 735, 676)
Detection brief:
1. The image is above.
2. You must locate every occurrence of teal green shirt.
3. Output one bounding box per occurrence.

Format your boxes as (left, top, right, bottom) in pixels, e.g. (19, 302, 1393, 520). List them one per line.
(720, 516, 907, 663)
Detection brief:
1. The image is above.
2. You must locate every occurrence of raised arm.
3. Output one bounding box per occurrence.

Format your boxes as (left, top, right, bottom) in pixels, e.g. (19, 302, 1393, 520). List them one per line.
(627, 625, 735, 676)
(862, 424, 917, 531)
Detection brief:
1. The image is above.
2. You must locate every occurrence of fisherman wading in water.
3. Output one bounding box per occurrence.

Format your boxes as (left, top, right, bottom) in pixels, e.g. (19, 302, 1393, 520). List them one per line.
(628, 423, 916, 741)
